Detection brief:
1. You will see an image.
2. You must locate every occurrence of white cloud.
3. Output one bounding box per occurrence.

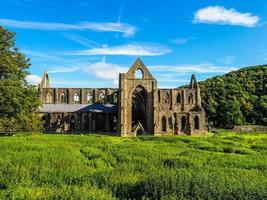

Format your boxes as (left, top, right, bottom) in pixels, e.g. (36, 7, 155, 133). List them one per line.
(83, 61, 128, 86)
(218, 56, 235, 65)
(194, 6, 259, 27)
(48, 67, 81, 73)
(170, 37, 195, 45)
(149, 63, 238, 73)
(73, 43, 171, 56)
(26, 74, 41, 85)
(0, 18, 137, 37)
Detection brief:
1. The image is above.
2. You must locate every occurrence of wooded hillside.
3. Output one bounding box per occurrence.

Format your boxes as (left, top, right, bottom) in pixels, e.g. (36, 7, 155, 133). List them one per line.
(199, 65, 267, 128)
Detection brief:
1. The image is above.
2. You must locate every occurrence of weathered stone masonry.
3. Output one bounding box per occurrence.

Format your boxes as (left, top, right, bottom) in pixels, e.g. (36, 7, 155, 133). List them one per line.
(39, 59, 206, 136)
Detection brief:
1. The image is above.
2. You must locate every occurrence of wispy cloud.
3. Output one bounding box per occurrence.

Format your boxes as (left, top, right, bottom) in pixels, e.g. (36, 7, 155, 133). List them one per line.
(48, 66, 81, 73)
(72, 43, 172, 56)
(22, 49, 59, 59)
(218, 56, 236, 65)
(62, 33, 101, 48)
(26, 74, 41, 85)
(194, 6, 259, 27)
(0, 18, 137, 37)
(149, 63, 238, 73)
(170, 37, 195, 45)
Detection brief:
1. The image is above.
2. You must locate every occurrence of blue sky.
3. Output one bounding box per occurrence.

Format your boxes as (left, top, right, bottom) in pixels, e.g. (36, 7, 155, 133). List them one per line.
(1, 0, 267, 88)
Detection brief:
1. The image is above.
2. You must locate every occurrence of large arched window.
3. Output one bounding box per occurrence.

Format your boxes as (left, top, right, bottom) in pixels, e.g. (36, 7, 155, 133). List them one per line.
(135, 68, 144, 79)
(99, 92, 105, 103)
(177, 93, 181, 103)
(113, 92, 118, 104)
(60, 92, 67, 103)
(87, 92, 93, 104)
(73, 93, 80, 103)
(188, 93, 193, 103)
(194, 116, 200, 130)
(161, 116, 167, 132)
(47, 92, 53, 103)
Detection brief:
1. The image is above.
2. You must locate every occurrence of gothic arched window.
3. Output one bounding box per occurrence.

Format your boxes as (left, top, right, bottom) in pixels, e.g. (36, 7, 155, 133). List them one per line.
(99, 92, 105, 103)
(177, 93, 181, 103)
(47, 92, 53, 103)
(87, 92, 93, 104)
(165, 92, 170, 103)
(73, 93, 80, 103)
(60, 92, 67, 103)
(188, 93, 193, 103)
(135, 68, 144, 79)
(113, 93, 118, 104)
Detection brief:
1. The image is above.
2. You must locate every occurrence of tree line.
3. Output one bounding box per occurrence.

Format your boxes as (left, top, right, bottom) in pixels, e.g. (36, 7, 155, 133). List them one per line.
(199, 65, 267, 128)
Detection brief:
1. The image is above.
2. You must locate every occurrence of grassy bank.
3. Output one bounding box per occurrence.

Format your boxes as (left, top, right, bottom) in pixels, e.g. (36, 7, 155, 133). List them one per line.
(0, 132, 266, 199)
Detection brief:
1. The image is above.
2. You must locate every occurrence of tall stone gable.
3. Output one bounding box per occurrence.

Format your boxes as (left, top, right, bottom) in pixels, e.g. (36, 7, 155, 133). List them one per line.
(118, 58, 159, 136)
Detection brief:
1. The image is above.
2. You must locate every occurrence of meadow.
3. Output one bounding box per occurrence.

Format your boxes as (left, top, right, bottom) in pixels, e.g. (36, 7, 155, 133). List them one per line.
(0, 131, 266, 200)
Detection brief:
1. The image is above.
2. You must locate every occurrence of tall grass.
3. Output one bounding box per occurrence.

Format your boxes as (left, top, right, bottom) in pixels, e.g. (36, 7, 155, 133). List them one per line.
(0, 132, 266, 199)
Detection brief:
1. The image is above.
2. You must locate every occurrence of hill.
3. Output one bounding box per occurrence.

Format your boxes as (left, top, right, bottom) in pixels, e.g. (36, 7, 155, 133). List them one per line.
(199, 64, 267, 128)
(0, 132, 266, 199)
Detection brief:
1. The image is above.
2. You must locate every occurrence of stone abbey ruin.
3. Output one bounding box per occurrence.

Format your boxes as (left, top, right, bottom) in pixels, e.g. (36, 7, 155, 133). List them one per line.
(39, 59, 206, 136)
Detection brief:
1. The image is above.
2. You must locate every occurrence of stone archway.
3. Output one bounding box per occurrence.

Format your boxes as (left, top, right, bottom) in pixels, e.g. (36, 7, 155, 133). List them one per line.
(131, 85, 147, 131)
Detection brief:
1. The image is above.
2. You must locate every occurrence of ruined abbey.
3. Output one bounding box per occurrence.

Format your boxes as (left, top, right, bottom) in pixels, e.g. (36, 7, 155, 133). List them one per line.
(39, 59, 206, 136)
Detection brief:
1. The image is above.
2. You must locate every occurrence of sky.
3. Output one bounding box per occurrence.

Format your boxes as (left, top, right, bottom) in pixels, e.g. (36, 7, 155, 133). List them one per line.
(0, 0, 267, 88)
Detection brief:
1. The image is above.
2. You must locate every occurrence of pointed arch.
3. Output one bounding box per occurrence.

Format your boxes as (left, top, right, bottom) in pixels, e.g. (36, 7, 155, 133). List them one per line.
(161, 116, 167, 132)
(73, 93, 80, 103)
(188, 93, 193, 103)
(177, 93, 181, 103)
(194, 116, 200, 130)
(113, 92, 118, 103)
(47, 92, 53, 103)
(135, 68, 144, 79)
(87, 92, 93, 104)
(99, 92, 105, 103)
(165, 92, 170, 103)
(60, 92, 67, 103)
(131, 85, 147, 131)
(125, 58, 155, 80)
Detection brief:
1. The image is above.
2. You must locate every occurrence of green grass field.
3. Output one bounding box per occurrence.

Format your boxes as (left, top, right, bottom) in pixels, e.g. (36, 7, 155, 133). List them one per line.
(0, 132, 266, 200)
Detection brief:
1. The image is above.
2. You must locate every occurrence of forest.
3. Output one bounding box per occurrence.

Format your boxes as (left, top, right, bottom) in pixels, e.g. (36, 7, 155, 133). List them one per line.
(199, 65, 267, 128)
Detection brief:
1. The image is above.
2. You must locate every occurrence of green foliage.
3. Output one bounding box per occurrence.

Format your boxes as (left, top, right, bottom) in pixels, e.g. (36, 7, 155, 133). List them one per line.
(0, 26, 42, 132)
(200, 65, 267, 128)
(0, 133, 266, 199)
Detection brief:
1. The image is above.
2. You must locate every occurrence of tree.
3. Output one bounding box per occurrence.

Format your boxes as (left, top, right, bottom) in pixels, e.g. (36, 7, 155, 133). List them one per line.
(200, 64, 267, 128)
(216, 100, 244, 128)
(0, 26, 42, 133)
